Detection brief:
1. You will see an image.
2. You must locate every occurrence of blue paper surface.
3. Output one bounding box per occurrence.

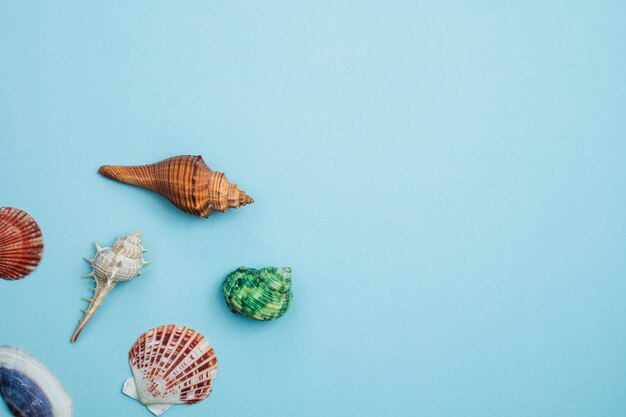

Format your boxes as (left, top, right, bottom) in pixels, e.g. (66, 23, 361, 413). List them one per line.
(1, 2, 626, 416)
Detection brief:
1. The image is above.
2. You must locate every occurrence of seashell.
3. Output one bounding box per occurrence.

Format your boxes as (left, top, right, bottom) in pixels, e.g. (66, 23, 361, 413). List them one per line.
(70, 231, 150, 343)
(99, 155, 254, 218)
(0, 345, 73, 417)
(123, 324, 218, 416)
(222, 266, 293, 321)
(0, 207, 44, 281)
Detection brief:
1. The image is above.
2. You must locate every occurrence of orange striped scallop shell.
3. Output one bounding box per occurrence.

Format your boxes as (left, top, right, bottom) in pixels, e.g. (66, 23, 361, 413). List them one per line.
(123, 324, 218, 416)
(0, 207, 43, 281)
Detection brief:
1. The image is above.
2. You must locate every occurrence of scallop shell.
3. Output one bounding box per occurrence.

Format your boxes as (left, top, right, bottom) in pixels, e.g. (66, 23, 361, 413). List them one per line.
(70, 231, 150, 343)
(0, 346, 73, 417)
(123, 325, 218, 416)
(0, 207, 44, 281)
(99, 155, 253, 218)
(222, 266, 293, 321)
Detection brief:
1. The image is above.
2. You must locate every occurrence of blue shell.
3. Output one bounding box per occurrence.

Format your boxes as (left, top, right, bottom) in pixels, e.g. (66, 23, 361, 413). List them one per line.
(0, 347, 72, 417)
(0, 367, 53, 416)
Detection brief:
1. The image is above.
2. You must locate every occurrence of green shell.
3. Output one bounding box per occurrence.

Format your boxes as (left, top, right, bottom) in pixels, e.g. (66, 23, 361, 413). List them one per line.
(222, 266, 293, 321)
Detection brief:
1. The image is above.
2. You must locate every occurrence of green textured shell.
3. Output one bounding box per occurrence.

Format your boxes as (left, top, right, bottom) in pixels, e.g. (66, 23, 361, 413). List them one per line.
(222, 267, 293, 321)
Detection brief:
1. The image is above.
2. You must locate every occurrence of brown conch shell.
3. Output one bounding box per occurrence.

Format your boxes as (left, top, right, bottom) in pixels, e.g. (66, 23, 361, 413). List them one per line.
(98, 155, 253, 218)
(0, 207, 44, 281)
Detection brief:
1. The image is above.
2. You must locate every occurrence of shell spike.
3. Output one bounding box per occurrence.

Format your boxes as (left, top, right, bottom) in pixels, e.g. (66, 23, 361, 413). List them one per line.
(71, 280, 117, 343)
(226, 183, 253, 209)
(72, 230, 149, 343)
(241, 192, 254, 205)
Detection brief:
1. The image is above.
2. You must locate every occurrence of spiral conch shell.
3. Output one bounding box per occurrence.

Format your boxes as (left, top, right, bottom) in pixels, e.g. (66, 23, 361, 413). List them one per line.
(222, 267, 293, 321)
(0, 346, 73, 417)
(99, 155, 253, 218)
(70, 231, 150, 343)
(0, 207, 44, 281)
(123, 324, 218, 416)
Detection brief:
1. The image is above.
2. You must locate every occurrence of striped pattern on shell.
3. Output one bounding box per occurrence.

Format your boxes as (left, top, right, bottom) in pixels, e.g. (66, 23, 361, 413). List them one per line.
(0, 207, 44, 281)
(223, 267, 293, 321)
(98, 155, 253, 218)
(90, 232, 146, 283)
(123, 325, 218, 416)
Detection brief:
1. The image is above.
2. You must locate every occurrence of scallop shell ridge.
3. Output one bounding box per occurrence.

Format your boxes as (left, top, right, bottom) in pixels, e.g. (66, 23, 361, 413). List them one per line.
(0, 207, 44, 281)
(123, 324, 218, 416)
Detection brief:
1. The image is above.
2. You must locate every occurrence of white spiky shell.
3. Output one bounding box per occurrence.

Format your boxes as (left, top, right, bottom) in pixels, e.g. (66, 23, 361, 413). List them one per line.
(87, 231, 149, 282)
(123, 324, 219, 416)
(70, 231, 150, 343)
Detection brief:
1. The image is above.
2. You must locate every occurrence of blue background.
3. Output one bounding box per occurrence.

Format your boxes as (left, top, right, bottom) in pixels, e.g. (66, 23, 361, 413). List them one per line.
(1, 1, 625, 416)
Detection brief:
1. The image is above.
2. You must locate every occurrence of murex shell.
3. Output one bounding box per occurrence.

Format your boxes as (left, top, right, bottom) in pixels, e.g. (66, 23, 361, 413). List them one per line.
(70, 231, 150, 343)
(99, 155, 253, 218)
(222, 267, 293, 321)
(123, 324, 218, 416)
(0, 346, 72, 417)
(0, 207, 44, 281)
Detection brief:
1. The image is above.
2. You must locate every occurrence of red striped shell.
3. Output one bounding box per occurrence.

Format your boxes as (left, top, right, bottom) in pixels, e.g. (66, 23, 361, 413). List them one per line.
(0, 207, 44, 281)
(123, 324, 218, 416)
